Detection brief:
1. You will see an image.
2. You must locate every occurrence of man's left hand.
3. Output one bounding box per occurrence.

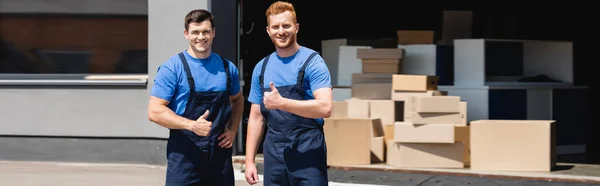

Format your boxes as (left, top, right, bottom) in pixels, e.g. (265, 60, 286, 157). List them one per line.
(264, 81, 285, 109)
(218, 128, 236, 148)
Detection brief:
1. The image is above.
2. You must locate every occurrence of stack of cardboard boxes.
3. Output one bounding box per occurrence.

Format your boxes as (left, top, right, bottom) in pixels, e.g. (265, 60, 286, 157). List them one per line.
(387, 74, 469, 168)
(324, 47, 556, 172)
(322, 30, 557, 172)
(324, 48, 404, 166)
(325, 48, 470, 168)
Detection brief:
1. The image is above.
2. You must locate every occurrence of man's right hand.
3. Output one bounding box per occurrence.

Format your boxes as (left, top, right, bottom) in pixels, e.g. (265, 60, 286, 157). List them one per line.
(189, 110, 212, 136)
(244, 162, 259, 185)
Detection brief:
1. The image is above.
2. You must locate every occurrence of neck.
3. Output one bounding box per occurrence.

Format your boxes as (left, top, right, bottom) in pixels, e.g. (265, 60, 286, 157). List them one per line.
(186, 47, 210, 59)
(275, 43, 301, 58)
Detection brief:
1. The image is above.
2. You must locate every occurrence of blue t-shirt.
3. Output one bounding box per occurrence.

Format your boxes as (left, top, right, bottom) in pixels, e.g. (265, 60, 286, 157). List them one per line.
(151, 51, 240, 115)
(248, 47, 332, 125)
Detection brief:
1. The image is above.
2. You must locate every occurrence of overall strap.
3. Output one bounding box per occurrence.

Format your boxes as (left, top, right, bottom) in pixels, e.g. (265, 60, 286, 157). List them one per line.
(220, 56, 231, 93)
(178, 53, 196, 112)
(178, 52, 196, 101)
(259, 54, 271, 89)
(296, 52, 319, 86)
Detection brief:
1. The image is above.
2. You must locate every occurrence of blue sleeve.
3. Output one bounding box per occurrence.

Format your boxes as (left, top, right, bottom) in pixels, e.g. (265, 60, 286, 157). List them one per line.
(248, 61, 263, 104)
(151, 62, 177, 102)
(228, 61, 241, 96)
(306, 55, 332, 92)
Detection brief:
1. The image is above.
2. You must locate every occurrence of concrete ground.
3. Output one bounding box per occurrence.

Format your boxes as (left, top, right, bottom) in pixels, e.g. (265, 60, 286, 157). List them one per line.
(2, 160, 599, 186)
(0, 161, 380, 186)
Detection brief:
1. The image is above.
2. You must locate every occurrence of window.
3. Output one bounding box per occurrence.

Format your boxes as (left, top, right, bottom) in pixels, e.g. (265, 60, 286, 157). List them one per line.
(0, 13, 148, 75)
(33, 50, 91, 74)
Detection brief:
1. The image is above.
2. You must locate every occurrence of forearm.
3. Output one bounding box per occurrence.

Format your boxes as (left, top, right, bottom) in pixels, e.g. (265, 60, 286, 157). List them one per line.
(227, 97, 244, 132)
(148, 105, 193, 131)
(245, 117, 264, 164)
(280, 98, 331, 119)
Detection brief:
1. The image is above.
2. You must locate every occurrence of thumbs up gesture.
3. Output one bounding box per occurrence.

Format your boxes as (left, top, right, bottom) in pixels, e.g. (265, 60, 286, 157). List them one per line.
(263, 81, 284, 109)
(190, 110, 212, 136)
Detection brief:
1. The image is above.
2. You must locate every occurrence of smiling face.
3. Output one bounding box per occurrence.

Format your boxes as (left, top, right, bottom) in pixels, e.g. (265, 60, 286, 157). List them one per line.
(266, 10, 298, 50)
(184, 20, 214, 55)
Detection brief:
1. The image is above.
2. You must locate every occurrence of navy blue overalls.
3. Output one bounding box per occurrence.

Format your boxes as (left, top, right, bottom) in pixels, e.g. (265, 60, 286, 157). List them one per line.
(165, 52, 234, 186)
(259, 52, 329, 186)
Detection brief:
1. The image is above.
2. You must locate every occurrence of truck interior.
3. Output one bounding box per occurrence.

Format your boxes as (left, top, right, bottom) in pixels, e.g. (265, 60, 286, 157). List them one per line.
(234, 0, 595, 162)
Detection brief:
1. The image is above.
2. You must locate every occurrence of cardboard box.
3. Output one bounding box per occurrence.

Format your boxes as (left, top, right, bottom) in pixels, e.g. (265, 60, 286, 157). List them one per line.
(396, 30, 435, 45)
(406, 112, 464, 125)
(369, 100, 403, 125)
(470, 120, 556, 171)
(362, 59, 402, 74)
(352, 73, 393, 84)
(414, 96, 461, 113)
(406, 100, 467, 126)
(391, 91, 444, 121)
(393, 122, 455, 143)
(371, 136, 385, 162)
(351, 73, 393, 100)
(384, 124, 394, 142)
(370, 118, 385, 137)
(455, 126, 470, 165)
(357, 48, 405, 59)
(391, 90, 443, 101)
(347, 99, 370, 118)
(392, 74, 438, 92)
(387, 141, 464, 168)
(460, 101, 467, 125)
(351, 83, 392, 100)
(324, 118, 383, 165)
(331, 101, 349, 118)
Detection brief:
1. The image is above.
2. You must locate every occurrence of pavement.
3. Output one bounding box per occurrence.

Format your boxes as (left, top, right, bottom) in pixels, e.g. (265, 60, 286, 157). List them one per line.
(2, 160, 600, 186)
(0, 161, 381, 186)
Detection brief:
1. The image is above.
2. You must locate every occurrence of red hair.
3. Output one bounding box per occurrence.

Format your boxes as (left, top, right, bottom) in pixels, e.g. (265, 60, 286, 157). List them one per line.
(265, 1, 297, 23)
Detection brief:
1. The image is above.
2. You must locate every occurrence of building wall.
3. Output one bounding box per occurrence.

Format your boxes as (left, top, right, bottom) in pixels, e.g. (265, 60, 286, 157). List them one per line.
(0, 0, 210, 165)
(0, 0, 147, 15)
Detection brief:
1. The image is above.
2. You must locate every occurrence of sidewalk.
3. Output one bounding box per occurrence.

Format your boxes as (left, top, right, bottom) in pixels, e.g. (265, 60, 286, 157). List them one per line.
(233, 156, 600, 185)
(0, 161, 382, 186)
(2, 159, 599, 186)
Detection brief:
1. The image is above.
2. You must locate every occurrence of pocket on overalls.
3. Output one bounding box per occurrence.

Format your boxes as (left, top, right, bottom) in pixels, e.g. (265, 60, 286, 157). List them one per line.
(167, 137, 211, 171)
(267, 111, 300, 133)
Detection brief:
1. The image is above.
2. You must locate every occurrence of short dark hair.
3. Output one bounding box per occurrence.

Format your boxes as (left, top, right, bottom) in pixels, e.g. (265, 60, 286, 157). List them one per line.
(184, 9, 215, 31)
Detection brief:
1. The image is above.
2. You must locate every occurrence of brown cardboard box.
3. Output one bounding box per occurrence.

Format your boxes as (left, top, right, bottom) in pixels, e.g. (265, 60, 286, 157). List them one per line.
(470, 120, 556, 171)
(357, 48, 405, 59)
(392, 74, 438, 92)
(352, 73, 393, 84)
(393, 122, 455, 143)
(347, 99, 370, 118)
(384, 124, 394, 142)
(387, 140, 464, 168)
(406, 99, 467, 126)
(460, 101, 467, 125)
(455, 126, 470, 165)
(331, 101, 349, 118)
(370, 118, 385, 137)
(371, 137, 385, 162)
(391, 90, 443, 101)
(415, 96, 461, 113)
(369, 100, 403, 125)
(351, 73, 393, 100)
(407, 112, 465, 125)
(391, 91, 444, 121)
(396, 30, 435, 45)
(324, 118, 382, 165)
(362, 59, 402, 74)
(351, 83, 392, 100)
